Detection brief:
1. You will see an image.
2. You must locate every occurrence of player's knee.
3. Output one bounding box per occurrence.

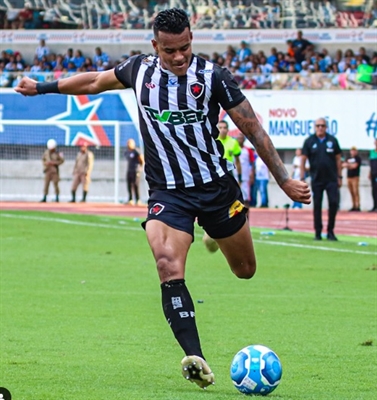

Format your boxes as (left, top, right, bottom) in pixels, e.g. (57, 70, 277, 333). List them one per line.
(155, 255, 182, 280)
(234, 260, 257, 280)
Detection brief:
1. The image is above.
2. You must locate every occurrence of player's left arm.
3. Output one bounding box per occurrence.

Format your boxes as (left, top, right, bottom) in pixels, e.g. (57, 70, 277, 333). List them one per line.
(227, 99, 311, 203)
(15, 69, 124, 96)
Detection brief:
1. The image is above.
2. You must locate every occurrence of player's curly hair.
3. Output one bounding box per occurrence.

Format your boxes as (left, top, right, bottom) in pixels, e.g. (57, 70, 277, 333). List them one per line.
(153, 8, 190, 37)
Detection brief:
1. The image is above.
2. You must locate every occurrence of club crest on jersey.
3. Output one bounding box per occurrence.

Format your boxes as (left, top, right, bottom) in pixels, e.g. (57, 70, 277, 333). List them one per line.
(228, 200, 244, 218)
(188, 82, 204, 99)
(145, 82, 156, 89)
(149, 203, 165, 215)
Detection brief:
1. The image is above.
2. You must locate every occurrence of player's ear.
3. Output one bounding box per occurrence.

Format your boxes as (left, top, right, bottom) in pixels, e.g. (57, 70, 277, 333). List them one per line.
(151, 39, 158, 54)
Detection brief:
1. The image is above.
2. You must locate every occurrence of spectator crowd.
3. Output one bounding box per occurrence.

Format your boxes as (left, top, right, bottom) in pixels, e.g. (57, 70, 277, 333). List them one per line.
(1, 30, 376, 90)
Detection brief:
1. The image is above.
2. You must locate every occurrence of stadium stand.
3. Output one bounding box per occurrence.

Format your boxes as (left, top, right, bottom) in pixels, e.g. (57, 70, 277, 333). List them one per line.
(0, 0, 376, 30)
(0, 1, 376, 89)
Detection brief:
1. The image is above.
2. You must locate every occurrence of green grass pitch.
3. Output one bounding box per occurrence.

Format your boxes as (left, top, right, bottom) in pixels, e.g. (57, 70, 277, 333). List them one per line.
(0, 211, 376, 400)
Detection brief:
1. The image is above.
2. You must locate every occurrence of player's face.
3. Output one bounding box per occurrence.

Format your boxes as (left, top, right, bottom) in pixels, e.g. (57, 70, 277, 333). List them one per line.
(127, 139, 135, 150)
(152, 28, 193, 76)
(218, 123, 228, 138)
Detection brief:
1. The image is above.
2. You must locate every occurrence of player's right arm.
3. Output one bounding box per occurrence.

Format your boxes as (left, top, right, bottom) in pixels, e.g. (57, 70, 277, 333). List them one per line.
(15, 69, 125, 96)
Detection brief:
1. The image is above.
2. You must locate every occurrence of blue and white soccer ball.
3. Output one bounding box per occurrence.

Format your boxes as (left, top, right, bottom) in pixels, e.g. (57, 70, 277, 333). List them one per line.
(230, 344, 282, 396)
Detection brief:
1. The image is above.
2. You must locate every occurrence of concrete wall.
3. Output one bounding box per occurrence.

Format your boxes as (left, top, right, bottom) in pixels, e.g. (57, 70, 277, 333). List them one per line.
(0, 159, 374, 211)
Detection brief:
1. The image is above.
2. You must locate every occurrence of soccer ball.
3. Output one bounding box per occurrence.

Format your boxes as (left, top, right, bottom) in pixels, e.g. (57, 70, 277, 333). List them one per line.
(230, 344, 282, 396)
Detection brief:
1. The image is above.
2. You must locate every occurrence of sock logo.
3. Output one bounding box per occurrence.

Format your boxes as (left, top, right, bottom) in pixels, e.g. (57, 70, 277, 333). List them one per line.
(172, 296, 183, 309)
(0, 387, 11, 400)
(179, 311, 195, 318)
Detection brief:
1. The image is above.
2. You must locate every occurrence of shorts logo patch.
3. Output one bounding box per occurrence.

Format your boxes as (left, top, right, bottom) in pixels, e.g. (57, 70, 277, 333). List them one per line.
(229, 200, 244, 218)
(150, 203, 165, 215)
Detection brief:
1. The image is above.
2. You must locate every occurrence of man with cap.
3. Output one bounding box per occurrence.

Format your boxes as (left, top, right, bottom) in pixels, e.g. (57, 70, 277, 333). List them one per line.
(342, 146, 362, 211)
(41, 139, 64, 202)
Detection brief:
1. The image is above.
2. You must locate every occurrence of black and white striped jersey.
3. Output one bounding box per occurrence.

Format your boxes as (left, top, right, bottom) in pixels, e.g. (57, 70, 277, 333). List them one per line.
(115, 54, 245, 190)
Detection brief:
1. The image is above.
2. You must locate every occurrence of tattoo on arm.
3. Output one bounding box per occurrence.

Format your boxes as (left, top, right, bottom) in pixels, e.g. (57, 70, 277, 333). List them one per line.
(227, 100, 290, 186)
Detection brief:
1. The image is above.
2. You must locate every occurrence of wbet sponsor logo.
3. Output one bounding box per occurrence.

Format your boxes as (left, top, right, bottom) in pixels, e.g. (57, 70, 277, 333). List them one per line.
(144, 107, 205, 126)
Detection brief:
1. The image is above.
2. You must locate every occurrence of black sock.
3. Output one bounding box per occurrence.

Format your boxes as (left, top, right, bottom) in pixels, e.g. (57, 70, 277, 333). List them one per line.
(161, 279, 204, 359)
(83, 191, 87, 201)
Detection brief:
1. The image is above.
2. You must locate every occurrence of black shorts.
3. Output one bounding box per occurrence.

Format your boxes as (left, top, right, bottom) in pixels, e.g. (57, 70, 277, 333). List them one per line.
(143, 173, 247, 240)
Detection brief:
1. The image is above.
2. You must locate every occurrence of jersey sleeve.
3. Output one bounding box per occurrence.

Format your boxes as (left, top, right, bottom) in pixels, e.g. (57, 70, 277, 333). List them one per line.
(333, 137, 342, 155)
(114, 55, 142, 88)
(212, 66, 246, 110)
(233, 139, 242, 157)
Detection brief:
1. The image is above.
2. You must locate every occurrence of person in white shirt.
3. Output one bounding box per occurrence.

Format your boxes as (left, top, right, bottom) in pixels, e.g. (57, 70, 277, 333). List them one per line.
(255, 153, 270, 207)
(236, 132, 255, 207)
(35, 39, 50, 61)
(291, 148, 309, 209)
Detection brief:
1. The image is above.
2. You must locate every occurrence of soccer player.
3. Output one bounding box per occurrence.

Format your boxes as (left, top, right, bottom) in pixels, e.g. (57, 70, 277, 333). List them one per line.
(15, 8, 311, 389)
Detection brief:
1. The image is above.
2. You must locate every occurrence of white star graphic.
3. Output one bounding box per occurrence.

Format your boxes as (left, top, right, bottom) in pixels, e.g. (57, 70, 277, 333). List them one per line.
(47, 95, 103, 145)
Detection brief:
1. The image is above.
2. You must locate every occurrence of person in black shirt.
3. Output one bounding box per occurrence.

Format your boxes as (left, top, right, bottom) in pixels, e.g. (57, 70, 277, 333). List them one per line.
(124, 138, 144, 205)
(14, 8, 311, 389)
(342, 146, 362, 211)
(292, 30, 312, 64)
(301, 118, 342, 241)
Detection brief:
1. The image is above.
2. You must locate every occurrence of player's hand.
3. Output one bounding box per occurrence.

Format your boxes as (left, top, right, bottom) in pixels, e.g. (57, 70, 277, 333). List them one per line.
(14, 76, 39, 96)
(281, 178, 311, 204)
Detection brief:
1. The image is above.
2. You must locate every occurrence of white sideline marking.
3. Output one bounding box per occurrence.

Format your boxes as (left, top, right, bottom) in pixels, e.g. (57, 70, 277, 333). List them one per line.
(1, 213, 140, 231)
(253, 239, 376, 256)
(2, 213, 376, 256)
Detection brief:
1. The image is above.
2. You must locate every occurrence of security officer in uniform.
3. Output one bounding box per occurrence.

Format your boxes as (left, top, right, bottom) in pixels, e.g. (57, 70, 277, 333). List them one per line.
(69, 143, 94, 203)
(41, 138, 64, 202)
(301, 118, 342, 241)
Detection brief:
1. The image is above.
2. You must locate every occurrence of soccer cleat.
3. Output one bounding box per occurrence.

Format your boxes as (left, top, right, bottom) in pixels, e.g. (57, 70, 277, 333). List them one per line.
(181, 355, 215, 389)
(202, 232, 219, 253)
